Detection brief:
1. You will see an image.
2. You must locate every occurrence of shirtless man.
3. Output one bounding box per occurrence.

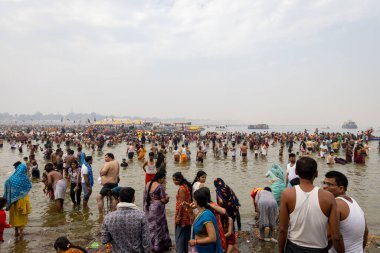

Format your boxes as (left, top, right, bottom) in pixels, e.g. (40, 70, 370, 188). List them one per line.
(196, 146, 204, 163)
(150, 143, 158, 159)
(51, 149, 61, 167)
(64, 149, 76, 171)
(278, 157, 344, 253)
(306, 139, 314, 154)
(45, 163, 67, 212)
(240, 142, 248, 161)
(97, 153, 120, 214)
(230, 142, 237, 161)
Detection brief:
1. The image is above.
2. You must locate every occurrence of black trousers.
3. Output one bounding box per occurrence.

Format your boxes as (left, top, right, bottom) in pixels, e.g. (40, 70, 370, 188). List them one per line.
(285, 240, 328, 253)
(70, 182, 82, 205)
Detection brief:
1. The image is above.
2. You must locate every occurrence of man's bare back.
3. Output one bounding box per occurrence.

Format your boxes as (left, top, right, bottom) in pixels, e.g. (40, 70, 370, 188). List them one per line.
(100, 160, 119, 185)
(65, 155, 75, 167)
(47, 170, 63, 186)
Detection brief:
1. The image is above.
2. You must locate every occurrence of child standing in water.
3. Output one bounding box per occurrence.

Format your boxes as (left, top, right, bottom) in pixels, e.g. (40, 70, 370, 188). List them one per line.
(0, 197, 11, 242)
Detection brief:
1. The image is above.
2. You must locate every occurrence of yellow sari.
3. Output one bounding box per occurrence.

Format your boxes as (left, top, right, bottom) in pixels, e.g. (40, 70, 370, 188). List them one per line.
(138, 148, 146, 160)
(9, 195, 31, 228)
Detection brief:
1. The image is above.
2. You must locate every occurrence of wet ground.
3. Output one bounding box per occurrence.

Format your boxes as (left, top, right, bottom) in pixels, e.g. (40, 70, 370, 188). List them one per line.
(0, 140, 379, 252)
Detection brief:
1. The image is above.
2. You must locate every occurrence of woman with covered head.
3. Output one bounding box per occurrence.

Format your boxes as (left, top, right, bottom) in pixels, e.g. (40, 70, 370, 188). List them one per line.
(213, 178, 241, 231)
(265, 164, 286, 206)
(3, 163, 32, 238)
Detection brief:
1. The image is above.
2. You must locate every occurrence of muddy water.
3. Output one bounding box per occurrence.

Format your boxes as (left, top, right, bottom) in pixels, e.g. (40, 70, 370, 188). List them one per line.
(0, 141, 379, 252)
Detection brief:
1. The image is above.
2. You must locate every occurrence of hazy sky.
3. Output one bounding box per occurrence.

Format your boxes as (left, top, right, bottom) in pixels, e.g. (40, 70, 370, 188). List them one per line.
(1, 0, 379, 125)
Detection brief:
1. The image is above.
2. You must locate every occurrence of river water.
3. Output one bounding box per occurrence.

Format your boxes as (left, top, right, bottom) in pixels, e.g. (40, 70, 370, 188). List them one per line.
(0, 130, 379, 252)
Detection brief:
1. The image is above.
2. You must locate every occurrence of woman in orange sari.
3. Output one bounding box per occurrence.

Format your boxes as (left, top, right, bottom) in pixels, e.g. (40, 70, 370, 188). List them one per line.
(138, 144, 146, 160)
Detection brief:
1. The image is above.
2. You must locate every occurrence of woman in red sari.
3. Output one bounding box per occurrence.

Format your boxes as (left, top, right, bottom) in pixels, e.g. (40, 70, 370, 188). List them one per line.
(172, 172, 193, 253)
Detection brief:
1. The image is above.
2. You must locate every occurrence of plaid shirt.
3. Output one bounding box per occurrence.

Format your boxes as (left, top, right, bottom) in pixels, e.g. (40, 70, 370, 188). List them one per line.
(101, 204, 151, 253)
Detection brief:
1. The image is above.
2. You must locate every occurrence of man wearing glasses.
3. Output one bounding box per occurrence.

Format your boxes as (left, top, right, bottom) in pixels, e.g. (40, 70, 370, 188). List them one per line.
(278, 157, 344, 253)
(323, 171, 368, 253)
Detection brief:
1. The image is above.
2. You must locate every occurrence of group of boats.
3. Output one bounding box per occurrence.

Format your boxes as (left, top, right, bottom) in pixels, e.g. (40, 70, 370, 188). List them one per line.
(214, 124, 270, 132)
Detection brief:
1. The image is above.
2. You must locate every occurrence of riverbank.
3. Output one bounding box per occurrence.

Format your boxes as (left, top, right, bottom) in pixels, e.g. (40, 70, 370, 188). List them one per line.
(236, 228, 380, 253)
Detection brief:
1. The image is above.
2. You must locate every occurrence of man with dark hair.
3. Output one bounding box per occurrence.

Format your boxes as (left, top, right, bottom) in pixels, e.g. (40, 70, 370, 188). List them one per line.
(81, 156, 94, 209)
(278, 157, 344, 253)
(155, 145, 166, 171)
(286, 153, 297, 187)
(101, 187, 150, 253)
(45, 162, 66, 212)
(323, 171, 368, 253)
(97, 153, 120, 214)
(77, 146, 86, 166)
(64, 149, 75, 172)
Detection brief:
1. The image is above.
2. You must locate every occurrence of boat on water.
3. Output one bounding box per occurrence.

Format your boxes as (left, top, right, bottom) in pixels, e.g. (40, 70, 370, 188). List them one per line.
(321, 126, 330, 130)
(248, 124, 269, 130)
(215, 125, 228, 132)
(342, 120, 358, 129)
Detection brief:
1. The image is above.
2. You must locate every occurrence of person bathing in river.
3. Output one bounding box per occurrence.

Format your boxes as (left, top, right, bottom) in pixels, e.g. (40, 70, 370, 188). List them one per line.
(97, 153, 120, 214)
(45, 163, 67, 212)
(142, 152, 157, 185)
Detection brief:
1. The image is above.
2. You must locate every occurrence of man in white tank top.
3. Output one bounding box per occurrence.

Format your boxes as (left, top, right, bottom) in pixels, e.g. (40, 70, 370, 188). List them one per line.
(278, 157, 344, 253)
(323, 171, 368, 253)
(286, 153, 297, 188)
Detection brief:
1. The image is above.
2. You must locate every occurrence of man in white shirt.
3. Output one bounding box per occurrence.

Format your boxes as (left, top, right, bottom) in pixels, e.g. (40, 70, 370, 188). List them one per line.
(323, 171, 368, 253)
(320, 141, 328, 158)
(286, 153, 298, 187)
(81, 156, 94, 209)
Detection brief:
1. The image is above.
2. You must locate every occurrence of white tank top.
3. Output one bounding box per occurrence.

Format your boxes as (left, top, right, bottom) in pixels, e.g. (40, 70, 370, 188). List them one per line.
(288, 186, 328, 248)
(146, 162, 156, 175)
(286, 163, 298, 182)
(329, 197, 365, 253)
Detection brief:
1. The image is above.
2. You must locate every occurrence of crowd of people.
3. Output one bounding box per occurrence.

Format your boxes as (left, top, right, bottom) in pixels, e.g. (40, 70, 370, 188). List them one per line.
(0, 125, 376, 253)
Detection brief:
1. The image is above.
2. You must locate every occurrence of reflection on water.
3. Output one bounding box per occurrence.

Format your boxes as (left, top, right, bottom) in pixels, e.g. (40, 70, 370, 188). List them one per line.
(0, 141, 379, 252)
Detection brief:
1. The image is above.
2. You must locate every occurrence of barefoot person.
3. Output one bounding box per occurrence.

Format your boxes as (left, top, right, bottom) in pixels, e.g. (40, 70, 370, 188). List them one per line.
(81, 156, 94, 209)
(97, 153, 120, 214)
(255, 187, 278, 242)
(45, 163, 67, 212)
(3, 163, 32, 238)
(0, 197, 11, 242)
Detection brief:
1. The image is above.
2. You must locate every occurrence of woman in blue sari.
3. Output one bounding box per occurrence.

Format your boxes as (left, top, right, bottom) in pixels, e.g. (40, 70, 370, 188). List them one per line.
(3, 163, 32, 238)
(265, 164, 286, 206)
(189, 188, 223, 253)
